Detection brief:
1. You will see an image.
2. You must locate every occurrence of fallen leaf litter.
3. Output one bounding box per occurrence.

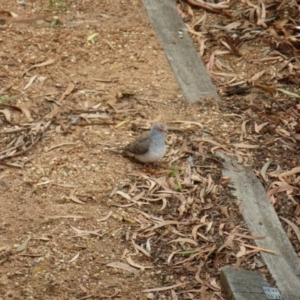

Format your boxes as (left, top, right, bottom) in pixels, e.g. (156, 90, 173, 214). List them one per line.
(0, 0, 300, 299)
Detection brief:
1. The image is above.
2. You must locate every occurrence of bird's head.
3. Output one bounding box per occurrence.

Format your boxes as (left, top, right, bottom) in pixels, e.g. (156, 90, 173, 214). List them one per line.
(151, 123, 168, 134)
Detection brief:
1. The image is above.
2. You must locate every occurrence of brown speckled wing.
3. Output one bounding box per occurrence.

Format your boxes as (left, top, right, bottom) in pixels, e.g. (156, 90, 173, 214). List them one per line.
(123, 131, 151, 155)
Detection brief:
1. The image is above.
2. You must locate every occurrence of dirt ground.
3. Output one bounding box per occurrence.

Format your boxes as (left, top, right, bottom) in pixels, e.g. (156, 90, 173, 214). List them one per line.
(0, 0, 300, 299)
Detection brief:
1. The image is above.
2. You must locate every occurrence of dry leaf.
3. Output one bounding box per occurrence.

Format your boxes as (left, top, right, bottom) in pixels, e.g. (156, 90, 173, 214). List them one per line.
(44, 215, 85, 220)
(169, 238, 198, 246)
(68, 190, 85, 204)
(68, 252, 80, 263)
(23, 75, 38, 90)
(278, 167, 300, 180)
(236, 245, 247, 258)
(70, 226, 102, 237)
(0, 109, 12, 123)
(116, 191, 131, 200)
(98, 211, 112, 222)
(59, 82, 75, 102)
(16, 105, 33, 121)
(280, 217, 300, 242)
(126, 256, 153, 269)
(254, 84, 276, 94)
(254, 122, 270, 133)
(23, 58, 56, 75)
(142, 283, 185, 293)
(239, 243, 277, 254)
(249, 70, 266, 82)
(106, 261, 139, 275)
(232, 143, 260, 149)
(16, 237, 31, 252)
(44, 104, 60, 119)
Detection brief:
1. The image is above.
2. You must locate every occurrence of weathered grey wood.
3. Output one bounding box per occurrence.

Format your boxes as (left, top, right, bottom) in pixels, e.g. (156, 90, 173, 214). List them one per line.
(142, 0, 219, 103)
(221, 267, 270, 300)
(218, 153, 300, 300)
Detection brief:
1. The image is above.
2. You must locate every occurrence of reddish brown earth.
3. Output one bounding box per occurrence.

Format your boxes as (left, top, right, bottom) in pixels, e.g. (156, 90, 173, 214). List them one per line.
(0, 0, 299, 299)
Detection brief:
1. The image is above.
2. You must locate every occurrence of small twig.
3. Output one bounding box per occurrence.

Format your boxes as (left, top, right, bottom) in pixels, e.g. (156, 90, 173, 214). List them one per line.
(9, 121, 52, 158)
(92, 77, 119, 83)
(76, 295, 94, 300)
(45, 142, 77, 152)
(0, 162, 23, 169)
(0, 127, 30, 135)
(31, 92, 59, 98)
(107, 102, 119, 113)
(185, 0, 233, 18)
(76, 120, 115, 126)
(68, 108, 107, 114)
(137, 97, 165, 103)
(0, 83, 14, 95)
(0, 142, 24, 156)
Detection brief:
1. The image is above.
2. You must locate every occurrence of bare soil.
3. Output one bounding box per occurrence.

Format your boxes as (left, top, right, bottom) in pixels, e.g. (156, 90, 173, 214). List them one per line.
(0, 0, 299, 300)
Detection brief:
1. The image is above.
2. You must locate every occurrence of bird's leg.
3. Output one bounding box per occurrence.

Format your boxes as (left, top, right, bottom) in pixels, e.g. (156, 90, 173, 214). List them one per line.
(138, 162, 155, 173)
(142, 162, 167, 175)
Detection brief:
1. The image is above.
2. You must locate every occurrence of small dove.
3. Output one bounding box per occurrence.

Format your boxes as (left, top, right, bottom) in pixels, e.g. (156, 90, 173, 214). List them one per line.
(123, 123, 168, 163)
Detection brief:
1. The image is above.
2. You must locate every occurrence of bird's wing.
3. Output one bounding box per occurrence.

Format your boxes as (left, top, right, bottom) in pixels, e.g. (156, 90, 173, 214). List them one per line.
(123, 131, 151, 155)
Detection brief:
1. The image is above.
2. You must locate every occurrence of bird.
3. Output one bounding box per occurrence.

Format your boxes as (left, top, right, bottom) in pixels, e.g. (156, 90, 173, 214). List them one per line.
(123, 123, 168, 163)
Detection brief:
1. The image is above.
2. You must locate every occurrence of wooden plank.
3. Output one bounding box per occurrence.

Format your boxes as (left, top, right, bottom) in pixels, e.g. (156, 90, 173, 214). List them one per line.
(220, 267, 270, 300)
(219, 153, 300, 300)
(142, 0, 219, 103)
